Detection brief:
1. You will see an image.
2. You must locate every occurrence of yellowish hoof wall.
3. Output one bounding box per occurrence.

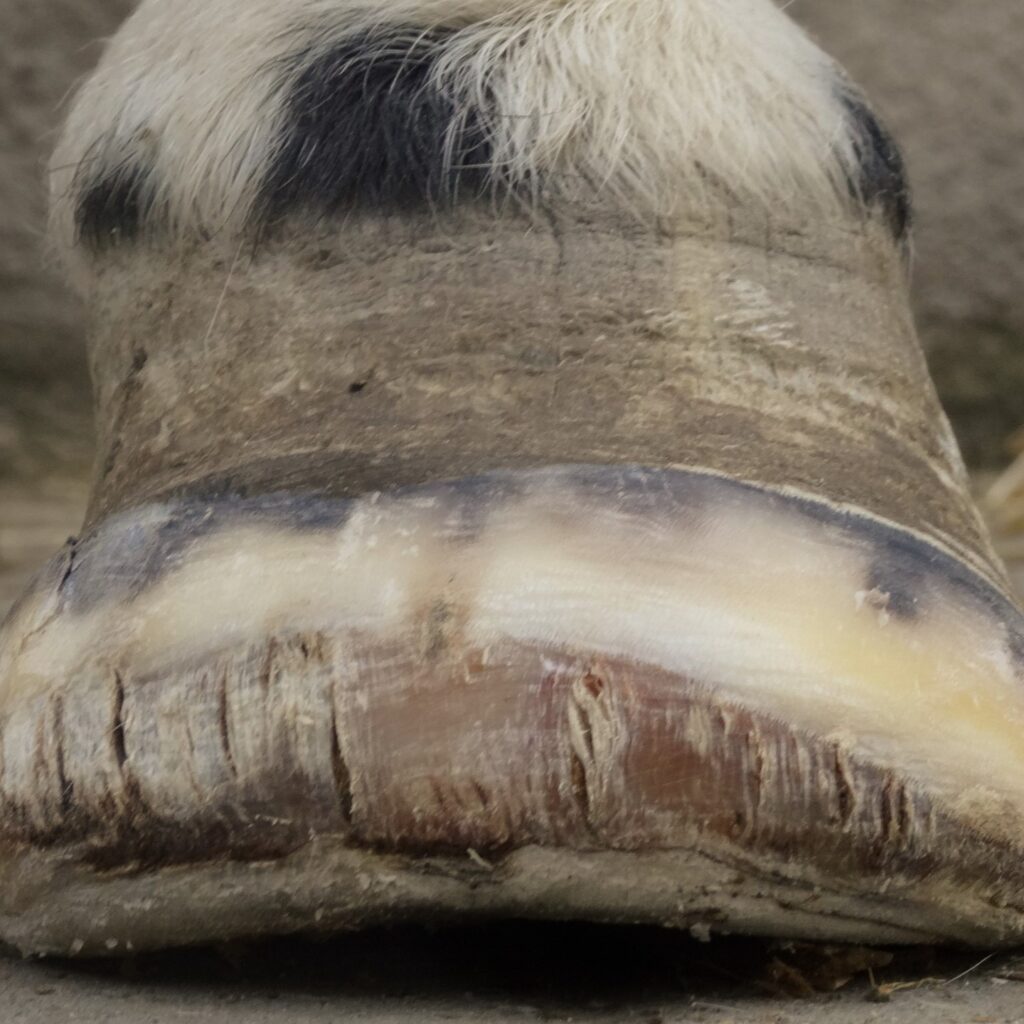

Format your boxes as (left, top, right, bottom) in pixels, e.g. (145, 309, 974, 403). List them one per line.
(2, 466, 1024, 954)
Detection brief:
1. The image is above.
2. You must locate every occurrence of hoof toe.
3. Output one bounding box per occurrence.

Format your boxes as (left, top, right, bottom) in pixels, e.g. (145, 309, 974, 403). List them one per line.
(2, 466, 1024, 953)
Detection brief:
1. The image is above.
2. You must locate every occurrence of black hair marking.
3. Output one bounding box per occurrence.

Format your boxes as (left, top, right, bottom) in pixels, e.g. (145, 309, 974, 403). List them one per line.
(75, 141, 154, 249)
(841, 91, 911, 241)
(260, 29, 497, 223)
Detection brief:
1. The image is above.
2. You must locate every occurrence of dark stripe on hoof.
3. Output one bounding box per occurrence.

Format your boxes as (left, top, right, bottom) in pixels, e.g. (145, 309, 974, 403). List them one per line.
(260, 30, 497, 222)
(841, 92, 911, 241)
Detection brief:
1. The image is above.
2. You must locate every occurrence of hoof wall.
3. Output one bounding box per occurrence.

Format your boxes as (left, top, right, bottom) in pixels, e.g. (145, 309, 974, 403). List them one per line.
(2, 466, 1024, 953)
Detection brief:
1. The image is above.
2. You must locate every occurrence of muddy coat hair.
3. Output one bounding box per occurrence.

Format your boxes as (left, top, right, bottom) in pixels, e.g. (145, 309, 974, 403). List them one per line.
(50, 0, 908, 270)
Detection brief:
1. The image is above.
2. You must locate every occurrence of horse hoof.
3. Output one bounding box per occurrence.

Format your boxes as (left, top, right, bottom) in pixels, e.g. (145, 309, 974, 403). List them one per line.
(3, 0, 1023, 955)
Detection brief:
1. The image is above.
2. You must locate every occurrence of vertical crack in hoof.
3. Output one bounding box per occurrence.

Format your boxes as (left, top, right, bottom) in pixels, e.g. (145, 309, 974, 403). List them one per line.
(567, 698, 593, 823)
(217, 667, 237, 779)
(875, 774, 915, 860)
(57, 538, 79, 593)
(832, 746, 856, 828)
(111, 671, 128, 773)
(569, 746, 590, 822)
(470, 780, 491, 812)
(567, 670, 612, 830)
(742, 722, 766, 843)
(329, 699, 353, 824)
(51, 696, 73, 818)
(260, 638, 278, 695)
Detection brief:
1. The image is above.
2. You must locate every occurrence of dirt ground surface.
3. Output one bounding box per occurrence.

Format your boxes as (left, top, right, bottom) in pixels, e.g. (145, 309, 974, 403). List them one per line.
(5, 924, 1024, 1024)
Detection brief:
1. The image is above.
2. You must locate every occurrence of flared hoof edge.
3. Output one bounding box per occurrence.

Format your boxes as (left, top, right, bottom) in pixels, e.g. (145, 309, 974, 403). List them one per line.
(2, 465, 1023, 953)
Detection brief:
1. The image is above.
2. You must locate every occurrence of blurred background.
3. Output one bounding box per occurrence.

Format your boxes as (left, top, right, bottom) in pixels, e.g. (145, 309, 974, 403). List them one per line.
(1, 0, 1023, 614)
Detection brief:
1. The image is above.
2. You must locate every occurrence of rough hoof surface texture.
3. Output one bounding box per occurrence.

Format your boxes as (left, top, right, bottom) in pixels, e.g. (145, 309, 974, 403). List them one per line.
(2, 465, 1024, 955)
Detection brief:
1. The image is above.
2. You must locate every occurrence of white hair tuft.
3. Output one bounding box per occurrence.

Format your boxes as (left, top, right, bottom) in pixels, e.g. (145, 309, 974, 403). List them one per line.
(50, 0, 870, 268)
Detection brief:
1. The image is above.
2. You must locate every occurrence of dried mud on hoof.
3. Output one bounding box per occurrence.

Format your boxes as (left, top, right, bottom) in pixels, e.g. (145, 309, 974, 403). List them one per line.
(2, 465, 1024, 955)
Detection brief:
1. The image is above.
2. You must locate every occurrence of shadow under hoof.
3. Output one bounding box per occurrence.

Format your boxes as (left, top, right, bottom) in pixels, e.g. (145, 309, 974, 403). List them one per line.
(27, 922, 1018, 1010)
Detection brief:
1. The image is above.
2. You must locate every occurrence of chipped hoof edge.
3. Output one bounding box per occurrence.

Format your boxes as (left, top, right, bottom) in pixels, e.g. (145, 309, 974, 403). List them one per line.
(2, 465, 1024, 953)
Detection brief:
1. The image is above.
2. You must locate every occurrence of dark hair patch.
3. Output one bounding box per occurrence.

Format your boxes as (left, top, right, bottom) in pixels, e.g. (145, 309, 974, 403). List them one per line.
(75, 153, 153, 249)
(260, 29, 497, 223)
(841, 92, 911, 241)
